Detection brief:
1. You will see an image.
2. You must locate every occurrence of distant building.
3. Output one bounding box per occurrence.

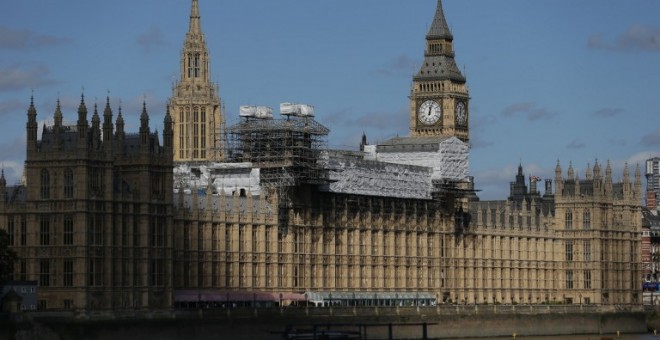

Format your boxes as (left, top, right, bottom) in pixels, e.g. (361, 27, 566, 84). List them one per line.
(647, 157, 660, 210)
(642, 208, 660, 285)
(1, 281, 38, 311)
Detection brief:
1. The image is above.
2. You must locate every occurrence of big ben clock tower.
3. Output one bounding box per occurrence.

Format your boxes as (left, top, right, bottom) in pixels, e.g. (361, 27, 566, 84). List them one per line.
(410, 0, 469, 142)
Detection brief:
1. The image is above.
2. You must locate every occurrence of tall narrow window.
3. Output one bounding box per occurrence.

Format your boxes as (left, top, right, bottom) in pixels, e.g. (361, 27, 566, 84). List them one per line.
(64, 168, 74, 198)
(63, 214, 73, 245)
(63, 260, 73, 287)
(40, 169, 50, 199)
(150, 259, 164, 287)
(39, 260, 50, 287)
(187, 54, 193, 78)
(566, 270, 574, 289)
(583, 209, 591, 229)
(565, 210, 573, 230)
(194, 53, 200, 78)
(565, 241, 573, 261)
(20, 217, 26, 245)
(584, 270, 592, 289)
(7, 216, 15, 245)
(89, 259, 103, 286)
(584, 240, 591, 261)
(40, 215, 50, 245)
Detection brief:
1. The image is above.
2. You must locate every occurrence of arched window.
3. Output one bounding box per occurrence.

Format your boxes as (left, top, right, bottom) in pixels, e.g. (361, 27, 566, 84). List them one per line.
(40, 169, 50, 199)
(565, 210, 573, 230)
(64, 168, 74, 199)
(583, 209, 591, 229)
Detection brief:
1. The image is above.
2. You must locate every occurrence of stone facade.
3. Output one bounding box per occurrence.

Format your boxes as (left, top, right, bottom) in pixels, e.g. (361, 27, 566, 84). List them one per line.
(0, 96, 173, 310)
(470, 162, 643, 305)
(0, 0, 645, 312)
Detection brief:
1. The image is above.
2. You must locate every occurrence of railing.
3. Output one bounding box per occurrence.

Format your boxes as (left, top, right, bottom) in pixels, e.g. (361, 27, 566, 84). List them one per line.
(25, 304, 647, 322)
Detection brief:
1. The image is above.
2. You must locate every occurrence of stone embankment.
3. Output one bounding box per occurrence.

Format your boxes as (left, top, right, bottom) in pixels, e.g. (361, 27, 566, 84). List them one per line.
(1, 305, 651, 340)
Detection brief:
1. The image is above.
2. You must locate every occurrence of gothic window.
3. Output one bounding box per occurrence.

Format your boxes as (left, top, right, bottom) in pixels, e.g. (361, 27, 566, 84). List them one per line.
(194, 53, 200, 78)
(40, 215, 50, 245)
(40, 169, 50, 199)
(150, 216, 164, 248)
(583, 209, 591, 229)
(20, 217, 26, 245)
(63, 214, 73, 245)
(39, 260, 50, 287)
(187, 54, 193, 78)
(566, 270, 574, 289)
(565, 241, 573, 261)
(584, 240, 591, 261)
(88, 259, 103, 286)
(7, 216, 14, 245)
(565, 210, 573, 230)
(64, 168, 74, 198)
(63, 260, 73, 287)
(584, 270, 592, 289)
(88, 214, 103, 246)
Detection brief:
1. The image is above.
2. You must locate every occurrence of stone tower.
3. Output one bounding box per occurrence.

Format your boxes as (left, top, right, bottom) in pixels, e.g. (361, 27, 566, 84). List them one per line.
(170, 0, 224, 162)
(410, 0, 469, 142)
(14, 94, 174, 310)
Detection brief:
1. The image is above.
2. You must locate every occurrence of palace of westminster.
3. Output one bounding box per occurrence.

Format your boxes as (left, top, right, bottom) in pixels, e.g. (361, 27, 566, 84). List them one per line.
(0, 0, 645, 311)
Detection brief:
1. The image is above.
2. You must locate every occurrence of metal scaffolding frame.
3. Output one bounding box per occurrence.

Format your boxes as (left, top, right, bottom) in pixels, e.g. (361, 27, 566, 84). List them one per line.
(224, 116, 329, 187)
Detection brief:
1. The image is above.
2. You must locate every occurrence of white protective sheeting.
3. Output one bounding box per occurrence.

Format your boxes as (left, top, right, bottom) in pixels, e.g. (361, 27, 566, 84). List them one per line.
(322, 156, 433, 199)
(369, 136, 469, 181)
(174, 163, 262, 196)
(280, 102, 315, 117)
(239, 105, 273, 119)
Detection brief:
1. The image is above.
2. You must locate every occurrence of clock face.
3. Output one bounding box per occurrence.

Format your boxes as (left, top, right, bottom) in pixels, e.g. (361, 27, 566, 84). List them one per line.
(455, 101, 467, 126)
(418, 100, 442, 125)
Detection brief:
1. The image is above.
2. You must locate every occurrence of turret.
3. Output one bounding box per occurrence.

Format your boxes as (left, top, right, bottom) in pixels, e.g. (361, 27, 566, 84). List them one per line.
(53, 99, 63, 150)
(77, 94, 89, 148)
(585, 163, 593, 180)
(604, 160, 613, 197)
(27, 95, 38, 152)
(103, 96, 114, 150)
(593, 160, 602, 193)
(567, 162, 575, 181)
(91, 103, 101, 149)
(623, 162, 631, 199)
(115, 105, 125, 154)
(0, 169, 6, 206)
(139, 101, 150, 152)
(554, 160, 563, 195)
(164, 104, 173, 151)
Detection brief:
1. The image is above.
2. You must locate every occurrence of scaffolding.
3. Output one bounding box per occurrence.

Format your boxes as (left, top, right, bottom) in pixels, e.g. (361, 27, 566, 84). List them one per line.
(224, 116, 330, 187)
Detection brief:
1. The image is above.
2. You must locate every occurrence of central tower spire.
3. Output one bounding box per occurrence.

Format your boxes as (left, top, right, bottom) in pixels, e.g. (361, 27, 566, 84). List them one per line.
(189, 0, 201, 34)
(170, 0, 225, 163)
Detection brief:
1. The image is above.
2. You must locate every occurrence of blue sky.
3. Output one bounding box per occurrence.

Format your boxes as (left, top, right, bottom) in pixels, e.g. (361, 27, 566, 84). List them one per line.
(1, 0, 659, 199)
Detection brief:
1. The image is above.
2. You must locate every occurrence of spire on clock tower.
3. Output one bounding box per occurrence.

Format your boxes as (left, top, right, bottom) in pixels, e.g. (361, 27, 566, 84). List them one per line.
(428, 0, 453, 41)
(409, 0, 470, 142)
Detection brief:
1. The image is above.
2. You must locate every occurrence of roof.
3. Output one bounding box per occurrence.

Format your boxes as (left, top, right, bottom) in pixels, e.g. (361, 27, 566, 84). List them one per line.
(427, 0, 453, 40)
(414, 55, 466, 83)
(376, 136, 455, 153)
